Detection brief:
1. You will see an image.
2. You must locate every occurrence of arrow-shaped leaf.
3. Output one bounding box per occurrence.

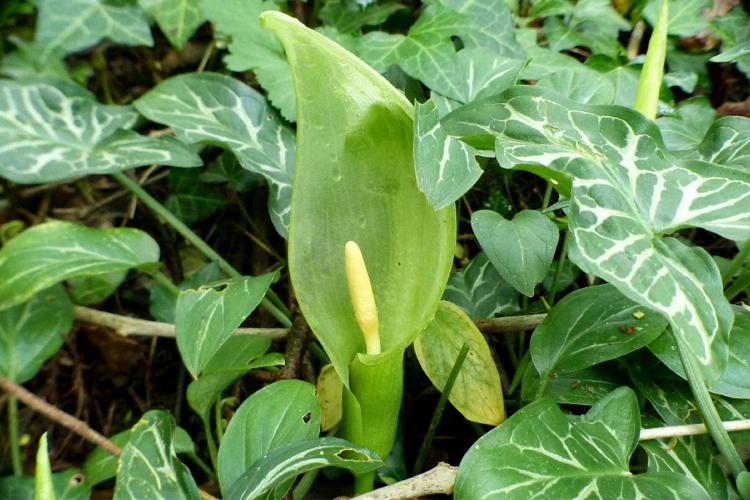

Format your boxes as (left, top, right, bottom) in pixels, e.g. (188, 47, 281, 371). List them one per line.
(217, 380, 321, 493)
(455, 387, 708, 499)
(34, 0, 153, 57)
(225, 437, 382, 500)
(114, 411, 199, 500)
(175, 273, 276, 379)
(0, 79, 201, 184)
(444, 86, 750, 384)
(0, 221, 159, 310)
(134, 72, 294, 237)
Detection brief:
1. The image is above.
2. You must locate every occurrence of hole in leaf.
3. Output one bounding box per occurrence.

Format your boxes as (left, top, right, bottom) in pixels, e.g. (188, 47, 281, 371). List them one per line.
(336, 448, 370, 461)
(302, 411, 312, 423)
(69, 472, 85, 485)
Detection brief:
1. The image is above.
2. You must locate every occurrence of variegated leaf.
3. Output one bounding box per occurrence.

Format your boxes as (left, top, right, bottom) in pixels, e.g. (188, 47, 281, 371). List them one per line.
(641, 428, 736, 500)
(134, 73, 294, 237)
(443, 251, 518, 320)
(114, 411, 199, 500)
(225, 438, 382, 500)
(444, 86, 750, 384)
(414, 98, 482, 209)
(0, 79, 201, 184)
(0, 221, 160, 310)
(34, 0, 153, 58)
(697, 115, 750, 168)
(455, 387, 707, 499)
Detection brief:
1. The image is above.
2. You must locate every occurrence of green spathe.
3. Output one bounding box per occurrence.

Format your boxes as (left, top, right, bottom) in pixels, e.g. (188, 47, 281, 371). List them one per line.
(261, 12, 455, 387)
(261, 11, 455, 475)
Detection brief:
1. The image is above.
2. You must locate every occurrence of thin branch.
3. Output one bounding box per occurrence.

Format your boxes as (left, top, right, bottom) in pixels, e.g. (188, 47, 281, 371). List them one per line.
(75, 305, 544, 341)
(0, 375, 121, 456)
(640, 419, 750, 441)
(74, 306, 288, 340)
(355, 462, 458, 499)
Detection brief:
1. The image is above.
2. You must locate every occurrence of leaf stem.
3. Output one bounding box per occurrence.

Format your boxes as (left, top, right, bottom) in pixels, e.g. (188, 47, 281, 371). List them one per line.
(7, 395, 21, 475)
(548, 229, 570, 305)
(111, 170, 292, 327)
(723, 240, 750, 286)
(725, 270, 750, 301)
(150, 271, 181, 296)
(674, 333, 748, 480)
(203, 418, 218, 472)
(413, 343, 470, 475)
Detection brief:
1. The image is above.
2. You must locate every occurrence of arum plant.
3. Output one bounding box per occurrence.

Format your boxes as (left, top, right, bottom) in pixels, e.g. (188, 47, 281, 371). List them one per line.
(261, 12, 456, 493)
(634, 0, 749, 488)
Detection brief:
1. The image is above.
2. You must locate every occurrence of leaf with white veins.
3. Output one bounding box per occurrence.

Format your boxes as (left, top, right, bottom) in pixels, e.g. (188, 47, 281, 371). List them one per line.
(444, 86, 750, 384)
(0, 79, 201, 184)
(134, 72, 294, 237)
(34, 0, 152, 58)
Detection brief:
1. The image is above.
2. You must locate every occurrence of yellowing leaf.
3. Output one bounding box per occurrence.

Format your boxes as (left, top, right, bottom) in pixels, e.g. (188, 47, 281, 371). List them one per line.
(415, 301, 505, 425)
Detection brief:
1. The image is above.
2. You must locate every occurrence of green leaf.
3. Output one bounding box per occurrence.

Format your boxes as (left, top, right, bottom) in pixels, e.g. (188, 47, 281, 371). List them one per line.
(443, 251, 519, 320)
(201, 0, 294, 120)
(444, 86, 750, 384)
(414, 301, 504, 425)
(644, 0, 711, 37)
(530, 284, 668, 378)
(138, 0, 204, 50)
(225, 437, 382, 500)
(472, 209, 559, 297)
(83, 430, 131, 487)
(262, 13, 455, 384)
(657, 97, 715, 152)
(0, 79, 201, 184)
(0, 37, 72, 81)
(0, 285, 72, 383)
(149, 262, 223, 323)
(34, 433, 54, 500)
(114, 410, 199, 500)
(435, 0, 521, 55)
(358, 2, 522, 100)
(186, 335, 272, 424)
(134, 72, 294, 237)
(543, 0, 629, 58)
(164, 168, 228, 225)
(175, 273, 275, 378)
(697, 116, 750, 168)
(536, 66, 615, 104)
(33, 0, 153, 57)
(649, 306, 750, 398)
(0, 221, 160, 310)
(455, 387, 708, 499)
(641, 433, 737, 500)
(522, 363, 624, 405)
(67, 271, 127, 306)
(217, 380, 321, 493)
(414, 98, 483, 210)
(319, 0, 403, 33)
(712, 40, 750, 63)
